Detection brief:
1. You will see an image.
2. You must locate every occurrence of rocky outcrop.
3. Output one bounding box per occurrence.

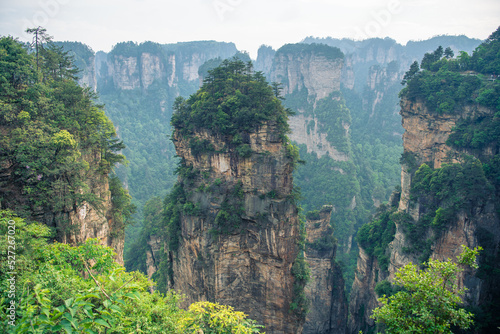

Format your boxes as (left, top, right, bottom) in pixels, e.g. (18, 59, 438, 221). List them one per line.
(270, 48, 343, 102)
(348, 98, 500, 333)
(0, 148, 125, 264)
(288, 114, 349, 160)
(77, 54, 97, 91)
(304, 206, 347, 334)
(347, 248, 383, 333)
(269, 44, 351, 161)
(167, 121, 303, 333)
(255, 45, 276, 76)
(97, 41, 238, 91)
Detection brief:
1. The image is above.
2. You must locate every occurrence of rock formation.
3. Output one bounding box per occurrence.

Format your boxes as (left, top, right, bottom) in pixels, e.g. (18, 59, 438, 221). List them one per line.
(303, 206, 348, 334)
(164, 120, 303, 333)
(348, 96, 500, 333)
(269, 44, 349, 160)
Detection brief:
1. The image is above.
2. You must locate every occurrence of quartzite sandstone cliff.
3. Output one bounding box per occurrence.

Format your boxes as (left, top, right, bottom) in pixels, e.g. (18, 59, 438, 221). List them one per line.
(303, 206, 348, 334)
(164, 121, 304, 333)
(348, 98, 500, 333)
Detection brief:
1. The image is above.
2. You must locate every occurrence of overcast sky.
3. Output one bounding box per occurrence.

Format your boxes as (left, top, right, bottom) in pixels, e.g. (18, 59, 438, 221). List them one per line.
(1, 0, 499, 58)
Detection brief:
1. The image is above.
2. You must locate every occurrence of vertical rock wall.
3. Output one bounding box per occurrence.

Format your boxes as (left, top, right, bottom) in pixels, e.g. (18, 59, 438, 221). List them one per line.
(168, 122, 303, 334)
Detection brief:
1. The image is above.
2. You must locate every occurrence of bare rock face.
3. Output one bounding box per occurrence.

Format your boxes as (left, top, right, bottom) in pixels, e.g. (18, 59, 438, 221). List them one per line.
(270, 51, 343, 102)
(288, 115, 349, 160)
(304, 206, 347, 334)
(255, 45, 276, 75)
(347, 248, 383, 333)
(77, 55, 97, 91)
(168, 121, 303, 334)
(110, 55, 141, 90)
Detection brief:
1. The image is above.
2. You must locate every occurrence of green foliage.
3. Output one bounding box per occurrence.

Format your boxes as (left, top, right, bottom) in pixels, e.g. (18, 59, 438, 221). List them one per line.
(276, 43, 344, 61)
(235, 144, 253, 158)
(109, 174, 136, 237)
(403, 161, 493, 261)
(313, 92, 352, 154)
(125, 196, 163, 274)
(401, 28, 500, 114)
(307, 234, 336, 253)
(290, 213, 311, 319)
(305, 210, 321, 220)
(214, 181, 245, 235)
(371, 246, 481, 333)
(179, 301, 264, 334)
(172, 58, 293, 141)
(374, 280, 394, 298)
(356, 206, 401, 271)
(290, 253, 311, 318)
(0, 211, 263, 333)
(469, 26, 500, 75)
(399, 151, 419, 172)
(0, 35, 126, 238)
(447, 112, 500, 150)
(189, 137, 215, 156)
(412, 161, 492, 215)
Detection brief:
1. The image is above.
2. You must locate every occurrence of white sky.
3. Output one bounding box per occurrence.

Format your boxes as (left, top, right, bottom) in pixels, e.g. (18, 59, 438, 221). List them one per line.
(1, 0, 499, 59)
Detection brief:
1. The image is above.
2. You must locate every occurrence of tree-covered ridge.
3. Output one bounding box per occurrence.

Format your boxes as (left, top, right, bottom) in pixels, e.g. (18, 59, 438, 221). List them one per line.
(276, 43, 344, 61)
(172, 58, 293, 139)
(0, 35, 133, 236)
(400, 26, 500, 114)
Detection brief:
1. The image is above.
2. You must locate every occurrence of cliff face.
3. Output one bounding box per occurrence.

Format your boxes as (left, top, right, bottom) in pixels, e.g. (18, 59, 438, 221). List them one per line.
(398, 99, 493, 214)
(255, 45, 276, 75)
(103, 53, 165, 90)
(304, 206, 347, 334)
(167, 122, 302, 333)
(270, 50, 343, 102)
(348, 98, 500, 333)
(77, 54, 97, 91)
(269, 45, 349, 160)
(0, 141, 125, 264)
(287, 114, 349, 160)
(347, 248, 384, 332)
(97, 42, 238, 92)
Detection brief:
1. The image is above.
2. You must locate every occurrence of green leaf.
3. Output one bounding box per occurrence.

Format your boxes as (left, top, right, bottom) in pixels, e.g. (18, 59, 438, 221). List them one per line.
(93, 318, 111, 328)
(59, 319, 74, 334)
(64, 297, 74, 308)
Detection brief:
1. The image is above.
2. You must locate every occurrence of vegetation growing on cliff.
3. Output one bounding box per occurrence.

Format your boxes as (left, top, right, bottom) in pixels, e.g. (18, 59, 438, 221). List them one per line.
(355, 204, 411, 272)
(0, 35, 134, 237)
(275, 43, 344, 61)
(172, 58, 293, 141)
(400, 26, 500, 114)
(371, 246, 481, 334)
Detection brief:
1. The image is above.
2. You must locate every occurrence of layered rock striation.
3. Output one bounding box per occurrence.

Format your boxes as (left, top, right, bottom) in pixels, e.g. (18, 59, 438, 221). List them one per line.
(303, 206, 347, 334)
(348, 96, 500, 333)
(166, 121, 303, 333)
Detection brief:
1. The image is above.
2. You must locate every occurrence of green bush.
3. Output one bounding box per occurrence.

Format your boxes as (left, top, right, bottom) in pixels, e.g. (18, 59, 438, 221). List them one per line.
(0, 211, 264, 333)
